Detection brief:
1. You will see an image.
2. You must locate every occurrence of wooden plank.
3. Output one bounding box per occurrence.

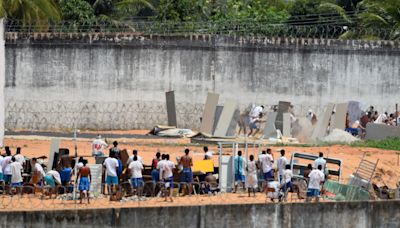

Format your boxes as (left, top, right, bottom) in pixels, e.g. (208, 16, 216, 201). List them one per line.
(87, 164, 103, 196)
(282, 113, 291, 137)
(331, 103, 348, 130)
(48, 138, 60, 170)
(311, 103, 335, 140)
(263, 112, 278, 138)
(165, 91, 177, 127)
(214, 100, 236, 137)
(200, 93, 219, 134)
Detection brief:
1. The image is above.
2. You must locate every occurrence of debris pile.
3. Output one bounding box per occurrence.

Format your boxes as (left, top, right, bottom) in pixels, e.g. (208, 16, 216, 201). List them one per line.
(321, 129, 360, 143)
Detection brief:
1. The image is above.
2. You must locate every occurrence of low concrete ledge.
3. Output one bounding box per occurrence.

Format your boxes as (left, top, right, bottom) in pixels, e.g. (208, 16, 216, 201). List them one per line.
(1, 200, 400, 228)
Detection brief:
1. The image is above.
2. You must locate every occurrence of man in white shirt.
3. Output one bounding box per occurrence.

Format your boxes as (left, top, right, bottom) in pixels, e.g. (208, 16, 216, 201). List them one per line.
(10, 157, 23, 187)
(282, 164, 293, 192)
(203, 146, 213, 160)
(261, 148, 274, 182)
(14, 148, 25, 165)
(2, 149, 12, 184)
(277, 149, 288, 182)
(103, 153, 119, 199)
(127, 149, 144, 166)
(159, 154, 175, 202)
(314, 152, 327, 176)
(92, 135, 108, 156)
(307, 165, 325, 202)
(128, 155, 144, 196)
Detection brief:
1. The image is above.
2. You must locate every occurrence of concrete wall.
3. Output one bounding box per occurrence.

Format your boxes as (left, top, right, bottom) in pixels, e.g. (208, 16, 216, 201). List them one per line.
(1, 201, 400, 227)
(4, 33, 400, 130)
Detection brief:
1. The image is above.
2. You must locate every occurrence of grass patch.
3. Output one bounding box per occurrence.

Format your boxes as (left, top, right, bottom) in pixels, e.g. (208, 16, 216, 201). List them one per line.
(350, 138, 400, 151)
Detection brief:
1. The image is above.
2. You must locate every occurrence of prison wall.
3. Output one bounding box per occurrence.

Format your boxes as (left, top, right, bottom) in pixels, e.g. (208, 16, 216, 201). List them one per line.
(4, 33, 400, 130)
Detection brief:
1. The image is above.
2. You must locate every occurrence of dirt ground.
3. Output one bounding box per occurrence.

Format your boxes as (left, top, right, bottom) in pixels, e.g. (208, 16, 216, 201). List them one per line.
(1, 131, 399, 210)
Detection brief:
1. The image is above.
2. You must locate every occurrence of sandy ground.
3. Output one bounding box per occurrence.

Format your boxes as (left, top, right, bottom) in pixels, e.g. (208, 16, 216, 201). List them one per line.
(1, 132, 399, 210)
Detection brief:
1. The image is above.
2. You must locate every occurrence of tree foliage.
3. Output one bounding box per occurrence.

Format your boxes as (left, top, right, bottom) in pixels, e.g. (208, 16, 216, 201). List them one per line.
(0, 0, 61, 24)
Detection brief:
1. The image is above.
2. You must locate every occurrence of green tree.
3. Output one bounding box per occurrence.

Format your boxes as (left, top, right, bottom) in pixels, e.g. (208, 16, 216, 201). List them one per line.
(59, 0, 96, 25)
(358, 0, 400, 39)
(0, 0, 61, 24)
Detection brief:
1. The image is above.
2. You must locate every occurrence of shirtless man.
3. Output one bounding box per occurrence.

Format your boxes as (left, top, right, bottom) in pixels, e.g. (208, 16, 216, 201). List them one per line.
(78, 161, 91, 204)
(179, 149, 193, 196)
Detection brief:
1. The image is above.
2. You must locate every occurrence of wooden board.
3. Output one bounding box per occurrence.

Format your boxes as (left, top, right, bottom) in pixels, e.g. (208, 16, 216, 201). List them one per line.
(87, 164, 103, 196)
(48, 138, 60, 170)
(264, 112, 278, 138)
(200, 93, 219, 134)
(193, 160, 214, 173)
(331, 103, 348, 130)
(282, 113, 291, 137)
(214, 100, 237, 137)
(311, 103, 335, 140)
(165, 91, 177, 127)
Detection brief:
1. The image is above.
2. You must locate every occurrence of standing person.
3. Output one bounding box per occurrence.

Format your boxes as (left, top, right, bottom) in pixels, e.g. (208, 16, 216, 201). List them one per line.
(261, 148, 274, 182)
(203, 146, 213, 160)
(128, 155, 144, 196)
(282, 164, 293, 193)
(14, 148, 24, 165)
(159, 154, 175, 202)
(151, 152, 161, 182)
(179, 149, 193, 196)
(127, 150, 144, 166)
(237, 108, 250, 136)
(277, 150, 288, 182)
(92, 135, 108, 157)
(303, 164, 313, 179)
(10, 157, 23, 187)
(307, 165, 325, 202)
(78, 161, 91, 204)
(2, 149, 12, 184)
(246, 155, 258, 197)
(314, 152, 327, 177)
(110, 141, 120, 156)
(233, 150, 246, 193)
(103, 153, 119, 200)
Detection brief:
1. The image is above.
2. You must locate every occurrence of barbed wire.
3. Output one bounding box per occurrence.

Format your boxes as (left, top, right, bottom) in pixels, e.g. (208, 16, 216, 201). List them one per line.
(4, 20, 399, 40)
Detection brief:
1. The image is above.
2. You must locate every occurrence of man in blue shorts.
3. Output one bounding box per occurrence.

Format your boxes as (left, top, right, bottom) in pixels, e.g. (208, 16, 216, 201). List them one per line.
(103, 153, 119, 200)
(179, 148, 193, 196)
(234, 150, 246, 193)
(128, 155, 144, 196)
(307, 165, 325, 202)
(78, 161, 91, 204)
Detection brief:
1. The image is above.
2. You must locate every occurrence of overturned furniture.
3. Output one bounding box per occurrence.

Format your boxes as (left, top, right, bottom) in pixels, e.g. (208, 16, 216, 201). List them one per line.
(290, 152, 343, 181)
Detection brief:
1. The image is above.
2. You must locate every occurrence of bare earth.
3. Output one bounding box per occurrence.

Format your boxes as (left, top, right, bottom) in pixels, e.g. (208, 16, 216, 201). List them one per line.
(2, 130, 399, 210)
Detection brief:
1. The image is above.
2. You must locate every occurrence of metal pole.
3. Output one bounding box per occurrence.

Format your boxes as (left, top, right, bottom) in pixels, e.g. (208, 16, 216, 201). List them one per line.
(73, 129, 78, 202)
(396, 103, 398, 126)
(0, 19, 5, 148)
(218, 142, 222, 191)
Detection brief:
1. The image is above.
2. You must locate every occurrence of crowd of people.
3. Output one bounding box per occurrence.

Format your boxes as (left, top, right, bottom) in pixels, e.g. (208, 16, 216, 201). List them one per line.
(0, 134, 330, 205)
(233, 149, 326, 201)
(345, 106, 399, 138)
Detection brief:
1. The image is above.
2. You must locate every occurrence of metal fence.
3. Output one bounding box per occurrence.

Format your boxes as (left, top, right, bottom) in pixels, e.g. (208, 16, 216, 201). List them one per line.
(0, 179, 324, 211)
(4, 20, 399, 40)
